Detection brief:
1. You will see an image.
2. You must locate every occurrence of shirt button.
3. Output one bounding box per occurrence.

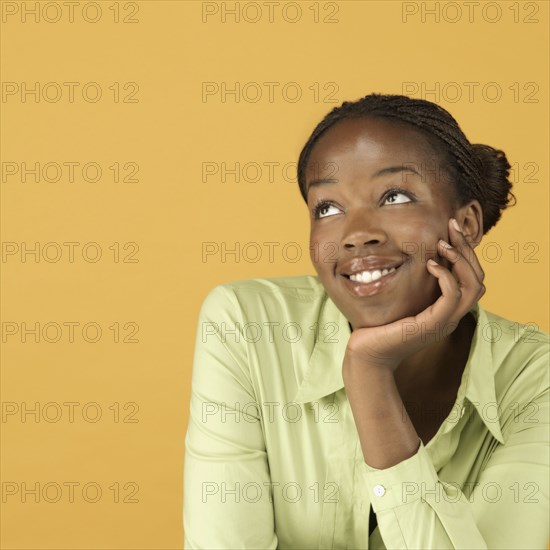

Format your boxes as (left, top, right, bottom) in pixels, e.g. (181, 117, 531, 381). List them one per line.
(373, 484, 385, 497)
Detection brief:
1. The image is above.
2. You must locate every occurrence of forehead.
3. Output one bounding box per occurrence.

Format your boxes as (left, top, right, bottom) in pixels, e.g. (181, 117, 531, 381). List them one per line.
(307, 116, 441, 171)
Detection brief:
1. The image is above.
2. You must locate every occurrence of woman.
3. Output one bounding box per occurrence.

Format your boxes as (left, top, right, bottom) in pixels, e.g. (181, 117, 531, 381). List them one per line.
(183, 94, 549, 549)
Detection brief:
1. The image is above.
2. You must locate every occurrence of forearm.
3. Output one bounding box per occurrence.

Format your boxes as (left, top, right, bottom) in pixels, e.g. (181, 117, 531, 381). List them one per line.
(343, 356, 420, 469)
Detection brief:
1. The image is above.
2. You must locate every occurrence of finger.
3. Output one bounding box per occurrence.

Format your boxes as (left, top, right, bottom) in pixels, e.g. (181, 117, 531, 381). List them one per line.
(438, 238, 480, 283)
(401, 259, 463, 348)
(417, 259, 465, 327)
(448, 218, 485, 282)
(437, 239, 486, 303)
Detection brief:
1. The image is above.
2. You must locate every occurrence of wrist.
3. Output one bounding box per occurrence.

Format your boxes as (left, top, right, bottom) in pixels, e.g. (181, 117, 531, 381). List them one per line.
(342, 353, 396, 386)
(343, 349, 399, 378)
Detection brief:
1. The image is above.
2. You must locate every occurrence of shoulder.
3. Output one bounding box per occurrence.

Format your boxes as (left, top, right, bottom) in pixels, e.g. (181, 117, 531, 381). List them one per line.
(194, 276, 330, 391)
(199, 275, 327, 318)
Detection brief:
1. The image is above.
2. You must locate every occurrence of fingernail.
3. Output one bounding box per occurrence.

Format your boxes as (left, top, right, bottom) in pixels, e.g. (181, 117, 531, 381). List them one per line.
(439, 239, 452, 249)
(427, 259, 438, 266)
(451, 218, 462, 233)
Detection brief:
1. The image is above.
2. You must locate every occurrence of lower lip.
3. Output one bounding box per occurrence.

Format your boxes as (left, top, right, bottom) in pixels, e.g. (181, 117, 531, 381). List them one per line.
(340, 265, 402, 297)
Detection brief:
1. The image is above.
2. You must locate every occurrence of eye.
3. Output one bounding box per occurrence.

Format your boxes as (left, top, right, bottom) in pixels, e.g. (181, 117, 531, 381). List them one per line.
(384, 189, 414, 205)
(312, 200, 341, 219)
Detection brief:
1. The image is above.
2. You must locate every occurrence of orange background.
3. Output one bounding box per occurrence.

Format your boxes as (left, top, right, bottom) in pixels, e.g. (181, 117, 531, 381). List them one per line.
(1, 1, 548, 548)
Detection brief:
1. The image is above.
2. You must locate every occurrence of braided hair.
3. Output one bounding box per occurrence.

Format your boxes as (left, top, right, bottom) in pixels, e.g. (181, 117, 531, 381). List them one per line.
(297, 94, 516, 235)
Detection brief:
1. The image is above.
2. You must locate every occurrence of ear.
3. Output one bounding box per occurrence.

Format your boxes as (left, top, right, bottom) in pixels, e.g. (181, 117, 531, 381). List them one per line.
(455, 200, 483, 248)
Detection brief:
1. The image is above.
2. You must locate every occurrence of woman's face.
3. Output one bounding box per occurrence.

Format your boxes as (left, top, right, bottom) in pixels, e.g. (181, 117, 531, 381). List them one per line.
(306, 116, 459, 330)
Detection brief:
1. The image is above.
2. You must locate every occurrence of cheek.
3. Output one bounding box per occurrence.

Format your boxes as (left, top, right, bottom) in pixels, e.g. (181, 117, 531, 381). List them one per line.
(398, 219, 444, 261)
(309, 226, 338, 272)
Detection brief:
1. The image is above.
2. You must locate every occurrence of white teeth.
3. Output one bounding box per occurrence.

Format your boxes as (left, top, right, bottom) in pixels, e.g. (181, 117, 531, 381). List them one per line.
(371, 270, 382, 282)
(349, 266, 396, 283)
(360, 271, 372, 283)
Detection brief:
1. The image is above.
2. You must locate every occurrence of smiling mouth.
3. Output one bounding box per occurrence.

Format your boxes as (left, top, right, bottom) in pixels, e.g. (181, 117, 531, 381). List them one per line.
(341, 264, 402, 284)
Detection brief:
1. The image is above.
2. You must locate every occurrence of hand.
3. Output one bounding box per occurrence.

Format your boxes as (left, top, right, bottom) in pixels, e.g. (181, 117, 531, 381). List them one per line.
(343, 218, 486, 374)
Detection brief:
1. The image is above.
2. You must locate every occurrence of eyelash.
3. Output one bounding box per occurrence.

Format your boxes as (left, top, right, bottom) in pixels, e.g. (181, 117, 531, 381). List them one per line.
(311, 187, 416, 219)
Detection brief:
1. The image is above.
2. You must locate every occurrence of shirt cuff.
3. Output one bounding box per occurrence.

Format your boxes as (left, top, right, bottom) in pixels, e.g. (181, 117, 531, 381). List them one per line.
(361, 439, 440, 513)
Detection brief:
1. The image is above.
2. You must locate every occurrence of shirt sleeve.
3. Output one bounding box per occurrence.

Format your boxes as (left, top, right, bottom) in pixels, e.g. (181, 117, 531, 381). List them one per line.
(183, 285, 278, 550)
(362, 353, 549, 550)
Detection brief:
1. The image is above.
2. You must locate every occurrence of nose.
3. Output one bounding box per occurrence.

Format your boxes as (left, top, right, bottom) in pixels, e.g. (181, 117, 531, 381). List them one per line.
(341, 210, 387, 250)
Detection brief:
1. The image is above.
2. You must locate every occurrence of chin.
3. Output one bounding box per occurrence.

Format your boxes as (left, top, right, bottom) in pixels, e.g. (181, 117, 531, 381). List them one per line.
(349, 310, 402, 329)
(346, 294, 437, 328)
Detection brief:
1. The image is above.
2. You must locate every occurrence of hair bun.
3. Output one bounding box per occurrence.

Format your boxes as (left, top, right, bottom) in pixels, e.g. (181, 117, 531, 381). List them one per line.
(471, 144, 516, 234)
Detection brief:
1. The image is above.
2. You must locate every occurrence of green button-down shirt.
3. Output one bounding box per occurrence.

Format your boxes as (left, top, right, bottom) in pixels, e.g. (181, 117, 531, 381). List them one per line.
(184, 275, 549, 549)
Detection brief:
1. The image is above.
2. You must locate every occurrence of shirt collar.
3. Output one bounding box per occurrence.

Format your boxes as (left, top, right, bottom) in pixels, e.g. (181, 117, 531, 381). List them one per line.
(292, 293, 350, 404)
(292, 293, 504, 444)
(455, 302, 505, 443)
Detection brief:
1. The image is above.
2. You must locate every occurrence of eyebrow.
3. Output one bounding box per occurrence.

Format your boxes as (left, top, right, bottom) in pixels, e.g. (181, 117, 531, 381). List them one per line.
(306, 165, 423, 194)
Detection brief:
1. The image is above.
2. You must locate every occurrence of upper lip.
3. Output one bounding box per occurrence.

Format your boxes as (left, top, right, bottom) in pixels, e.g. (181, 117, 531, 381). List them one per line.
(338, 256, 405, 277)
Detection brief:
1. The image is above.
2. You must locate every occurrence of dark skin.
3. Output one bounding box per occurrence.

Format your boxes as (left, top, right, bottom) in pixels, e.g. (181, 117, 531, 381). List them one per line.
(305, 117, 485, 467)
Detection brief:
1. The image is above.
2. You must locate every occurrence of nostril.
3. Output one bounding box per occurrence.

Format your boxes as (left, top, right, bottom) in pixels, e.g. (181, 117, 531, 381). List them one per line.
(344, 240, 381, 249)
